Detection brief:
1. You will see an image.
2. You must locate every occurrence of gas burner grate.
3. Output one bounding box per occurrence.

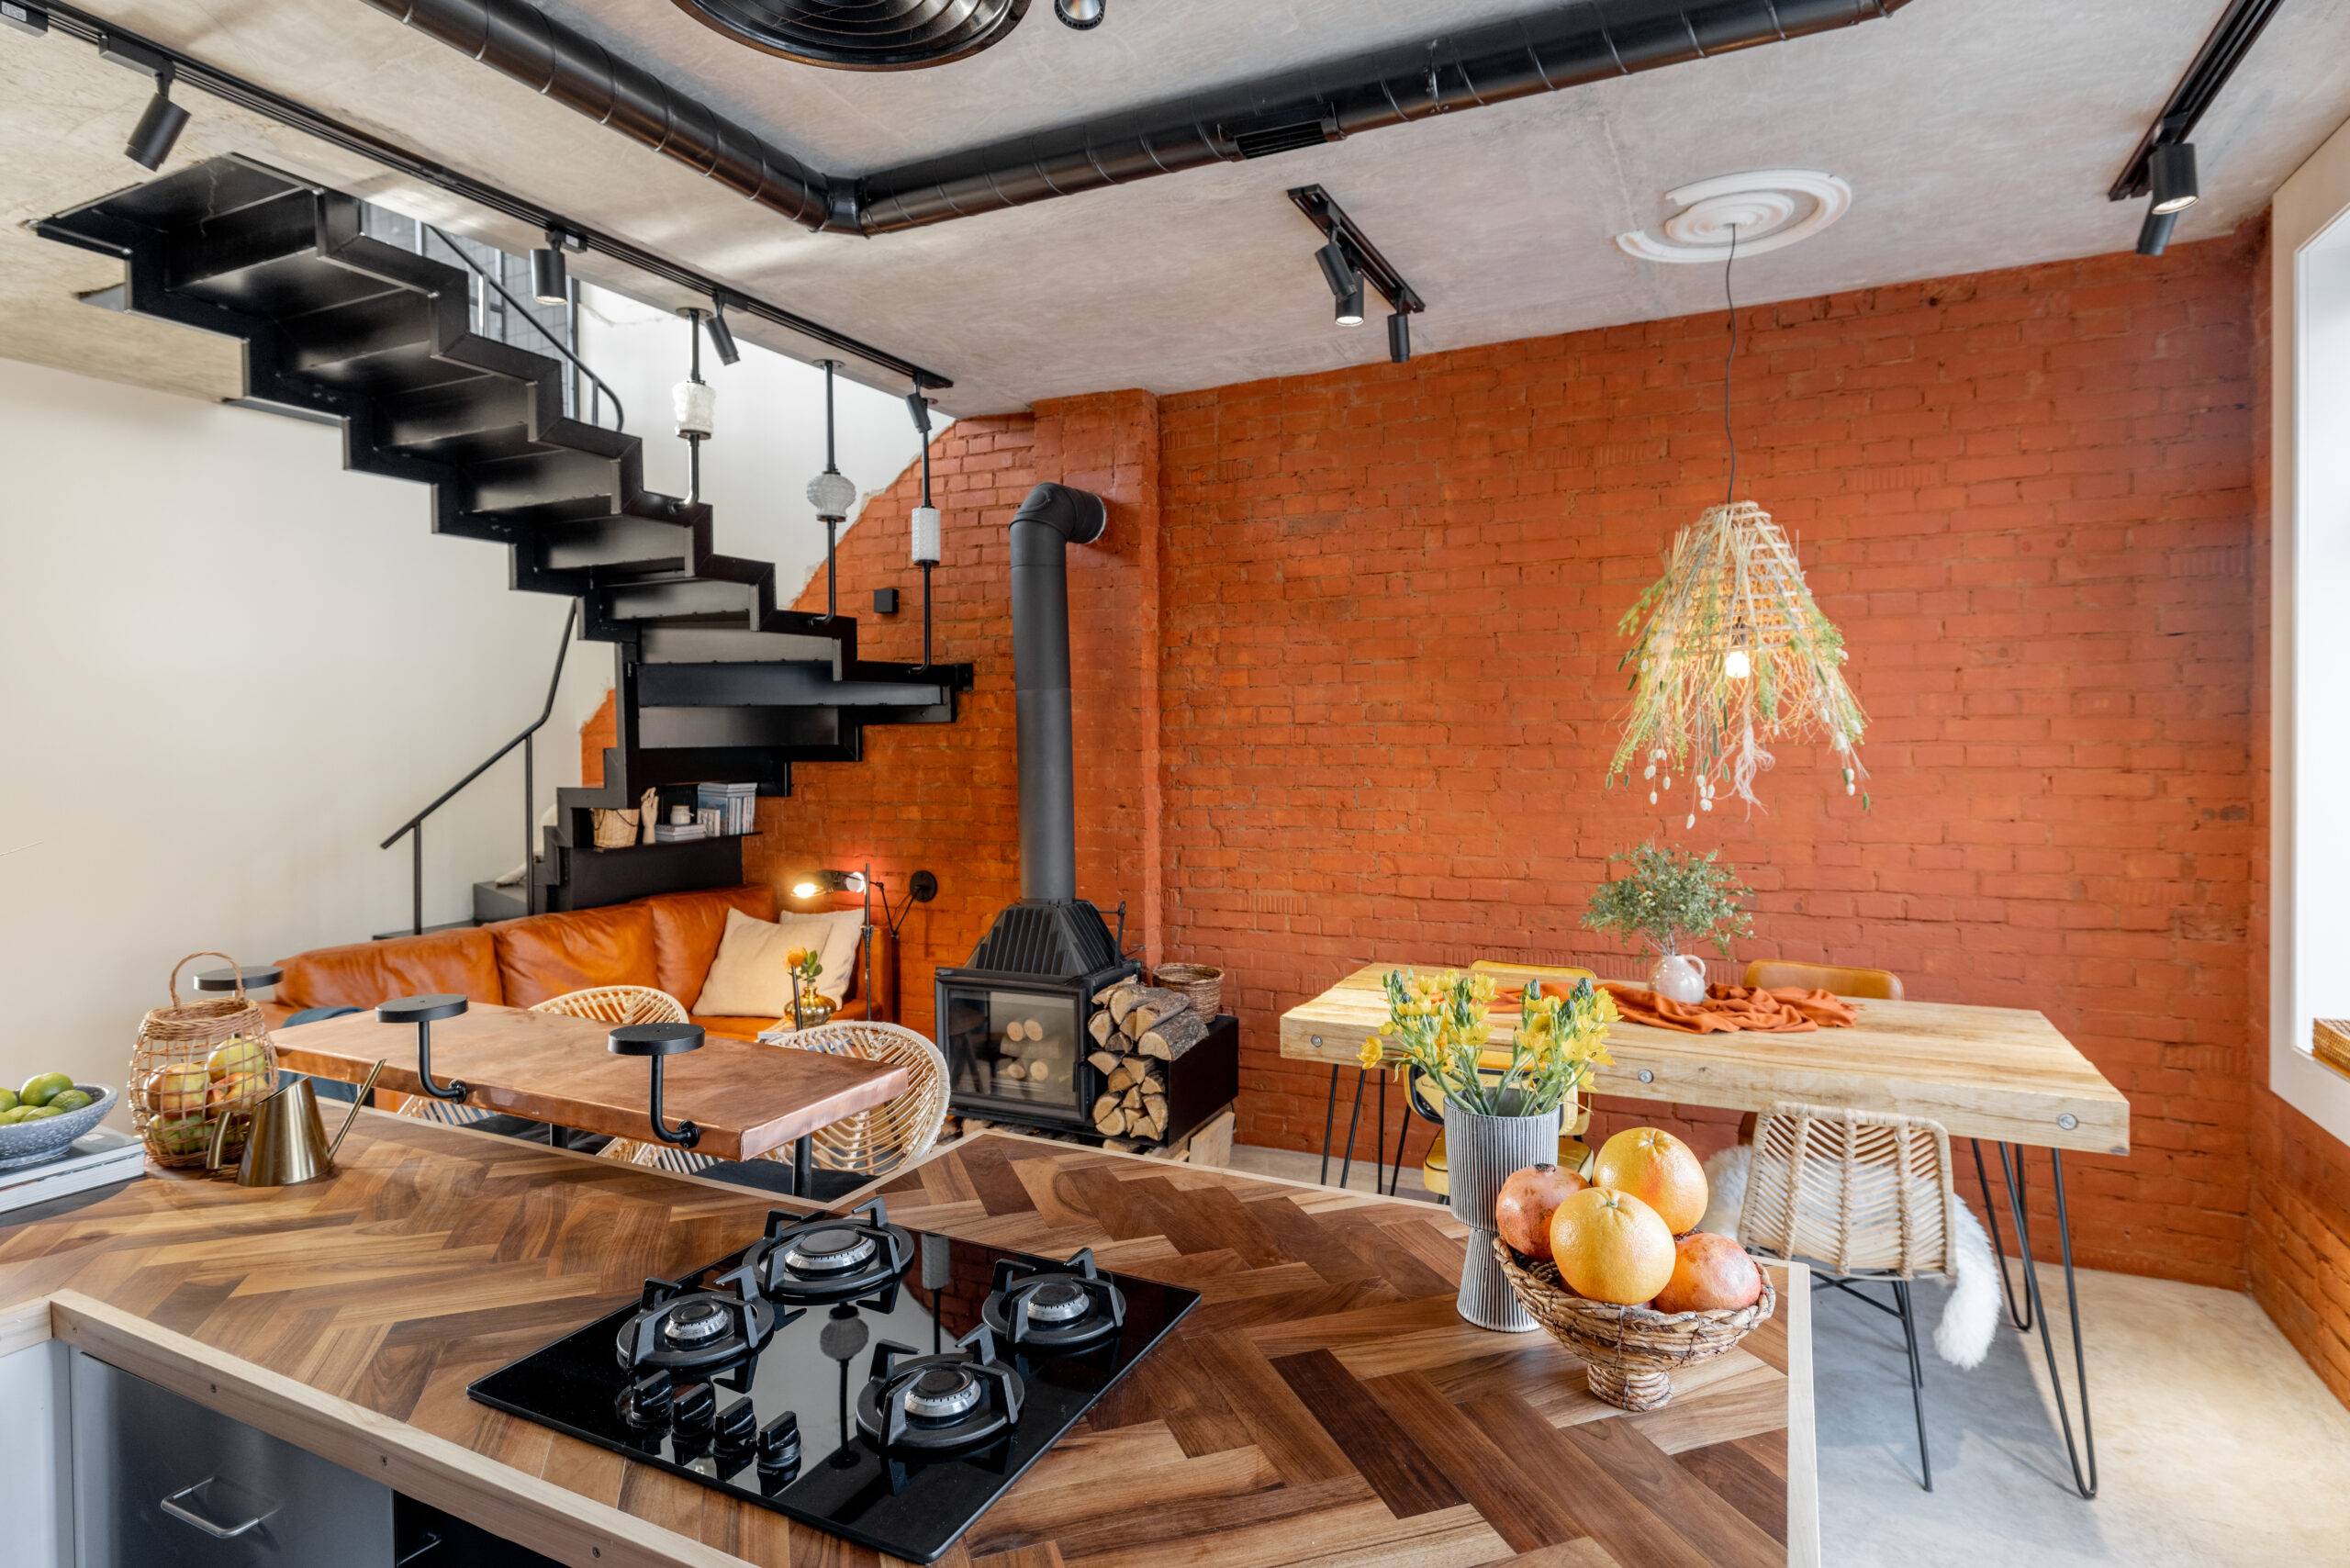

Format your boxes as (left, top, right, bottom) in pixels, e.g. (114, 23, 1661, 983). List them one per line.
(982, 1247, 1125, 1350)
(856, 1324, 1025, 1453)
(745, 1198, 913, 1305)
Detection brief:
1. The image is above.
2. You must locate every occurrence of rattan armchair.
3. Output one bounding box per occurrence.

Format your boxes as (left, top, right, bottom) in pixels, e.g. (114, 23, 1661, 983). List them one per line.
(603, 1020, 949, 1196)
(1739, 1099, 1957, 1490)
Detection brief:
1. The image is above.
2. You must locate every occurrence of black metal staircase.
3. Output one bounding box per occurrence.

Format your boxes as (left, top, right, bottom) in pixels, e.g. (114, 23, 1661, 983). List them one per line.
(39, 155, 972, 922)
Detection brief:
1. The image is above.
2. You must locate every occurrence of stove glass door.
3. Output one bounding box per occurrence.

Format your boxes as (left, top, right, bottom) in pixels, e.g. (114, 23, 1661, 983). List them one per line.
(942, 987, 1082, 1121)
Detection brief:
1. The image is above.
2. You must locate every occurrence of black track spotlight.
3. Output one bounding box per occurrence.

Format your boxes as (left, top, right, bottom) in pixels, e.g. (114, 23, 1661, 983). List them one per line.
(2137, 207, 2181, 258)
(1316, 236, 1364, 327)
(1387, 310, 1411, 364)
(531, 228, 569, 307)
(2149, 141, 2199, 215)
(1055, 0, 1105, 28)
(704, 297, 741, 366)
(124, 73, 188, 171)
(0, 4, 50, 39)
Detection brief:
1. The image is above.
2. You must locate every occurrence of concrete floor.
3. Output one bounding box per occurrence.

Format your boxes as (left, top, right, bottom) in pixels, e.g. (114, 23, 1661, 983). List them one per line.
(1222, 1143, 2350, 1566)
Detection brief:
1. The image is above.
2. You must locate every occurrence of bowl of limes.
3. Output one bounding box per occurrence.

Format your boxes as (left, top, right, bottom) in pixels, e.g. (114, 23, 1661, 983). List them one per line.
(0, 1074, 118, 1167)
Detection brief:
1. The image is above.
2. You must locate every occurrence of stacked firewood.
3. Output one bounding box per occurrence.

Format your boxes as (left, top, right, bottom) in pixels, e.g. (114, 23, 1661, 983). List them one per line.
(1085, 977, 1210, 1143)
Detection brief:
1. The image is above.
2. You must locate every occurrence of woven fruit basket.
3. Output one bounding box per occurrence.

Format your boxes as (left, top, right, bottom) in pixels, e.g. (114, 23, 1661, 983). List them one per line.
(1494, 1236, 1775, 1412)
(130, 952, 281, 1170)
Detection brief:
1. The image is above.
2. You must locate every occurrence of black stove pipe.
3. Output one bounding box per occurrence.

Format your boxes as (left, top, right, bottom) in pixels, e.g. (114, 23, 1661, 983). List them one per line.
(355, 0, 1910, 237)
(1008, 483, 1107, 904)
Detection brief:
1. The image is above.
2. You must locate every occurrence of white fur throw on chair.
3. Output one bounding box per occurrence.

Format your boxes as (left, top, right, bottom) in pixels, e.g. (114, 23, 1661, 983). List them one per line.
(1699, 1143, 1999, 1369)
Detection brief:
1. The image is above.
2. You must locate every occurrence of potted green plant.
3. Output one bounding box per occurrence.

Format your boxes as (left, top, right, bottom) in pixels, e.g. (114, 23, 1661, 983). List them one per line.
(1366, 970, 1617, 1330)
(1581, 841, 1754, 1003)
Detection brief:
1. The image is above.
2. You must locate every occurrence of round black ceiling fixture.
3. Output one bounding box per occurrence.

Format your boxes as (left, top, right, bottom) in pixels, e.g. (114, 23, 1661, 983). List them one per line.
(673, 0, 1033, 72)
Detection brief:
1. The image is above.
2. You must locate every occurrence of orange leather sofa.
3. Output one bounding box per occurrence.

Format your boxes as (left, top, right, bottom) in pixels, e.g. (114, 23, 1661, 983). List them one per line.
(264, 885, 893, 1041)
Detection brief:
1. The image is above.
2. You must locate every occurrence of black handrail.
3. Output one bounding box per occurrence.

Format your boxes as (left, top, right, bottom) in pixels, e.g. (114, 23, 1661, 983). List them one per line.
(420, 224, 626, 433)
(383, 600, 578, 935)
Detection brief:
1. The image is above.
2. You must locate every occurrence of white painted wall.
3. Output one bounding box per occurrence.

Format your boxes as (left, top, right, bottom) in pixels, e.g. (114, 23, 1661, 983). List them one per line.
(2272, 112, 2350, 1148)
(572, 284, 943, 600)
(0, 358, 610, 1097)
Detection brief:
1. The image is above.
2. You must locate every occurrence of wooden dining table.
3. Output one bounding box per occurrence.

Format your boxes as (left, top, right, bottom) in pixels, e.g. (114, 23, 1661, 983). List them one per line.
(1281, 961, 2129, 1502)
(273, 1001, 907, 1193)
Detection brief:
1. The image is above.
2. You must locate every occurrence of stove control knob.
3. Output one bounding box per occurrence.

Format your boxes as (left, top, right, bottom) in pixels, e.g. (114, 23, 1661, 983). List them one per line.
(672, 1381, 716, 1427)
(757, 1411, 802, 1469)
(715, 1396, 757, 1446)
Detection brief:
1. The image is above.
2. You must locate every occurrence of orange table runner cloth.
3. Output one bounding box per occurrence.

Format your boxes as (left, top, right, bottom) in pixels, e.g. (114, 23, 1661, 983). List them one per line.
(1596, 982, 1860, 1034)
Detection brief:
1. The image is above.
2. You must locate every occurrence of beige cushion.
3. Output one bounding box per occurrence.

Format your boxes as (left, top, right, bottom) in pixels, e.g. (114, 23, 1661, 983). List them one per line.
(691, 907, 865, 1017)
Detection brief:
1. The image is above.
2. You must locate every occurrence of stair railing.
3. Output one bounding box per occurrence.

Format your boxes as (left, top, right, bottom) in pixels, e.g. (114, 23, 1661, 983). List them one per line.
(420, 224, 626, 433)
(382, 600, 578, 935)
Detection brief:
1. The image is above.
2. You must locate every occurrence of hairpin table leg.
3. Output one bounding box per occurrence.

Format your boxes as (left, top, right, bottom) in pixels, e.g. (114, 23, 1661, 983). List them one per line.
(1337, 1069, 1368, 1191)
(1318, 1065, 1340, 1184)
(1975, 1137, 2033, 1330)
(1996, 1142, 2098, 1500)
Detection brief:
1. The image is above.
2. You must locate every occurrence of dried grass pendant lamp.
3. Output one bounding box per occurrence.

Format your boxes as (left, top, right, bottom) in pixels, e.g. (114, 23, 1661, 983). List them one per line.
(1610, 229, 1868, 824)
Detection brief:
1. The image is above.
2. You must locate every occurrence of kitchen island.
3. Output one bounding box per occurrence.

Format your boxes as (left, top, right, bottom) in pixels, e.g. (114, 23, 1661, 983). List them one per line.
(0, 1116, 1811, 1566)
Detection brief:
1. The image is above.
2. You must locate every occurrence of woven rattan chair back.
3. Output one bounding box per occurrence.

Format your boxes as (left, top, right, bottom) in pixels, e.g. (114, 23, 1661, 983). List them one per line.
(773, 1022, 950, 1178)
(1739, 1100, 1956, 1280)
(601, 1020, 949, 1183)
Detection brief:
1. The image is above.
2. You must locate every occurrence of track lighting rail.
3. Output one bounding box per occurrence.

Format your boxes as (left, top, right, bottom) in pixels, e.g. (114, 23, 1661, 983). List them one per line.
(2105, 0, 2285, 205)
(25, 0, 952, 390)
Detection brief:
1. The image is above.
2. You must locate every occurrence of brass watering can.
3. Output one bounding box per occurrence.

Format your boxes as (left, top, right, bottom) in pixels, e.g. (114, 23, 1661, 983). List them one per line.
(207, 1061, 385, 1187)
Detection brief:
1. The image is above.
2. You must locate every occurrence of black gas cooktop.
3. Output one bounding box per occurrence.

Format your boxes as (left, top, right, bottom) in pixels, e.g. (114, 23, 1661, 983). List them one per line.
(468, 1198, 1198, 1563)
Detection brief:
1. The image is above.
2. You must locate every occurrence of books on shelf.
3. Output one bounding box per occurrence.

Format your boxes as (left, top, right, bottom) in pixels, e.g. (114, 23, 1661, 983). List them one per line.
(653, 823, 711, 843)
(693, 780, 759, 837)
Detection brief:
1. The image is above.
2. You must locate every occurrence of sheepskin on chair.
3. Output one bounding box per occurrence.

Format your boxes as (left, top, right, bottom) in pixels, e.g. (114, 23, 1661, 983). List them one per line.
(1698, 1143, 1998, 1368)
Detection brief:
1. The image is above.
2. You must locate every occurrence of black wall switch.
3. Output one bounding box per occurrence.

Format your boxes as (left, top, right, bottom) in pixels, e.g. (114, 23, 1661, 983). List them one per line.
(873, 588, 901, 615)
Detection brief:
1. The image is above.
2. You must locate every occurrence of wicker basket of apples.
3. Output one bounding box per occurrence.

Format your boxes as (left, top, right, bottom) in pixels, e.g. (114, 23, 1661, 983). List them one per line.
(1493, 1127, 1775, 1412)
(131, 953, 281, 1169)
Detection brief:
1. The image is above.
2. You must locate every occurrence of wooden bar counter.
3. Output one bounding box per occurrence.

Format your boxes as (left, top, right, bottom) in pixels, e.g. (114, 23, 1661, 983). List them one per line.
(0, 1119, 1814, 1567)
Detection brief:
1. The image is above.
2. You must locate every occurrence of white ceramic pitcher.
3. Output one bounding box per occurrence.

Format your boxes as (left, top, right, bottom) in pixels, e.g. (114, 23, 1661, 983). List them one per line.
(1650, 952, 1707, 1004)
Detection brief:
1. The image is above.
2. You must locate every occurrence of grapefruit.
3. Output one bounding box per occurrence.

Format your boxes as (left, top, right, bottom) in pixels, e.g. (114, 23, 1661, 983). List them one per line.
(1592, 1126, 1708, 1234)
(1494, 1163, 1586, 1256)
(1652, 1231, 1764, 1314)
(1548, 1186, 1676, 1305)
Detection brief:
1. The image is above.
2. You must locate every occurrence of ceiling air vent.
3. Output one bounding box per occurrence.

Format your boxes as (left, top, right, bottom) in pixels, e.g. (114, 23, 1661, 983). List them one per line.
(1224, 106, 1341, 162)
(674, 0, 1032, 72)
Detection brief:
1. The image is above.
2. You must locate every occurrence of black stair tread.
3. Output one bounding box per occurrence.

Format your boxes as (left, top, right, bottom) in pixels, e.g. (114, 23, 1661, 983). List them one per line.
(539, 515, 696, 573)
(636, 662, 952, 708)
(602, 578, 765, 622)
(635, 704, 843, 751)
(472, 879, 531, 924)
(636, 625, 845, 664)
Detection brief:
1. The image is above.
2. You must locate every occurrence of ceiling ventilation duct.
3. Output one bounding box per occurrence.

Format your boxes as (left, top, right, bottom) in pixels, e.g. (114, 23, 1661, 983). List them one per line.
(675, 0, 1032, 72)
(354, 0, 1911, 236)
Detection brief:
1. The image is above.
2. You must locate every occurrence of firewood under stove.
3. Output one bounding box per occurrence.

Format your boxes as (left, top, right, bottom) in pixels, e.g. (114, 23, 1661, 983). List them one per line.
(1087, 977, 1211, 1141)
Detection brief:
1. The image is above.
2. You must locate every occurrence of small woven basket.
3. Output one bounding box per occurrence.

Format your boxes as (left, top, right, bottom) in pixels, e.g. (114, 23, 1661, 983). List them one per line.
(131, 953, 281, 1169)
(1153, 962, 1224, 1016)
(1494, 1236, 1775, 1411)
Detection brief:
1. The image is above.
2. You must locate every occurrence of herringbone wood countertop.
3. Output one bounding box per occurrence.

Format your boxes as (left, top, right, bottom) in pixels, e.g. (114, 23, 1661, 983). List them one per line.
(0, 1116, 1811, 1567)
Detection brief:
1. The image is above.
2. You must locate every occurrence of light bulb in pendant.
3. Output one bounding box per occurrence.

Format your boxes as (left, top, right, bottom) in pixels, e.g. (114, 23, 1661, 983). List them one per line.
(1724, 646, 1751, 680)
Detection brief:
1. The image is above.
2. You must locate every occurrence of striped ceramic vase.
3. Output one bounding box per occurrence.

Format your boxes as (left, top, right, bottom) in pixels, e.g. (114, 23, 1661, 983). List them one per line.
(1444, 1096, 1561, 1332)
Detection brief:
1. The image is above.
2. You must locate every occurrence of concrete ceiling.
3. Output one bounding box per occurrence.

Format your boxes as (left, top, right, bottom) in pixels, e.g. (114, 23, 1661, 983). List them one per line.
(5, 0, 2349, 416)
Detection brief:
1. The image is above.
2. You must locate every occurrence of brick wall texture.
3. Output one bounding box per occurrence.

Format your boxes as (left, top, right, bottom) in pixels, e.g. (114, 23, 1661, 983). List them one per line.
(605, 225, 2350, 1368)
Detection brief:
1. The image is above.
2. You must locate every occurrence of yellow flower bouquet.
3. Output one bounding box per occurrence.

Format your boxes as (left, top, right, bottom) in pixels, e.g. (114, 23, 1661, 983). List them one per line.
(1368, 969, 1615, 1117)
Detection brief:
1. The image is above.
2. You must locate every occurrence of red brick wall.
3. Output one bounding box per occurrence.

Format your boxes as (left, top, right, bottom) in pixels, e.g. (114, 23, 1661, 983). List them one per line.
(1157, 236, 2261, 1286)
(625, 234, 2271, 1291)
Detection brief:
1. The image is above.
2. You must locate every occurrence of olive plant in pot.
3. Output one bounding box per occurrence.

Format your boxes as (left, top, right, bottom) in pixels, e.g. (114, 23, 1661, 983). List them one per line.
(1366, 970, 1617, 1330)
(1581, 841, 1753, 1003)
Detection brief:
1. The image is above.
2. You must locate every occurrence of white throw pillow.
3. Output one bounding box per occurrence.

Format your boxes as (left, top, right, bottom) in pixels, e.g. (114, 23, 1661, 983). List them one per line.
(692, 907, 866, 1016)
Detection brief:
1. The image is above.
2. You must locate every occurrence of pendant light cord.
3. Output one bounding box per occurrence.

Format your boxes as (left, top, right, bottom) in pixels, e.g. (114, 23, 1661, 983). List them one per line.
(1722, 223, 1740, 507)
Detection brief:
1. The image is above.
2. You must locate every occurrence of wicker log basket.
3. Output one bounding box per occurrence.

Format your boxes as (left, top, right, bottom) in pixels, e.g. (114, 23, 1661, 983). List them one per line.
(131, 952, 281, 1169)
(1494, 1236, 1775, 1412)
(1151, 962, 1223, 1017)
